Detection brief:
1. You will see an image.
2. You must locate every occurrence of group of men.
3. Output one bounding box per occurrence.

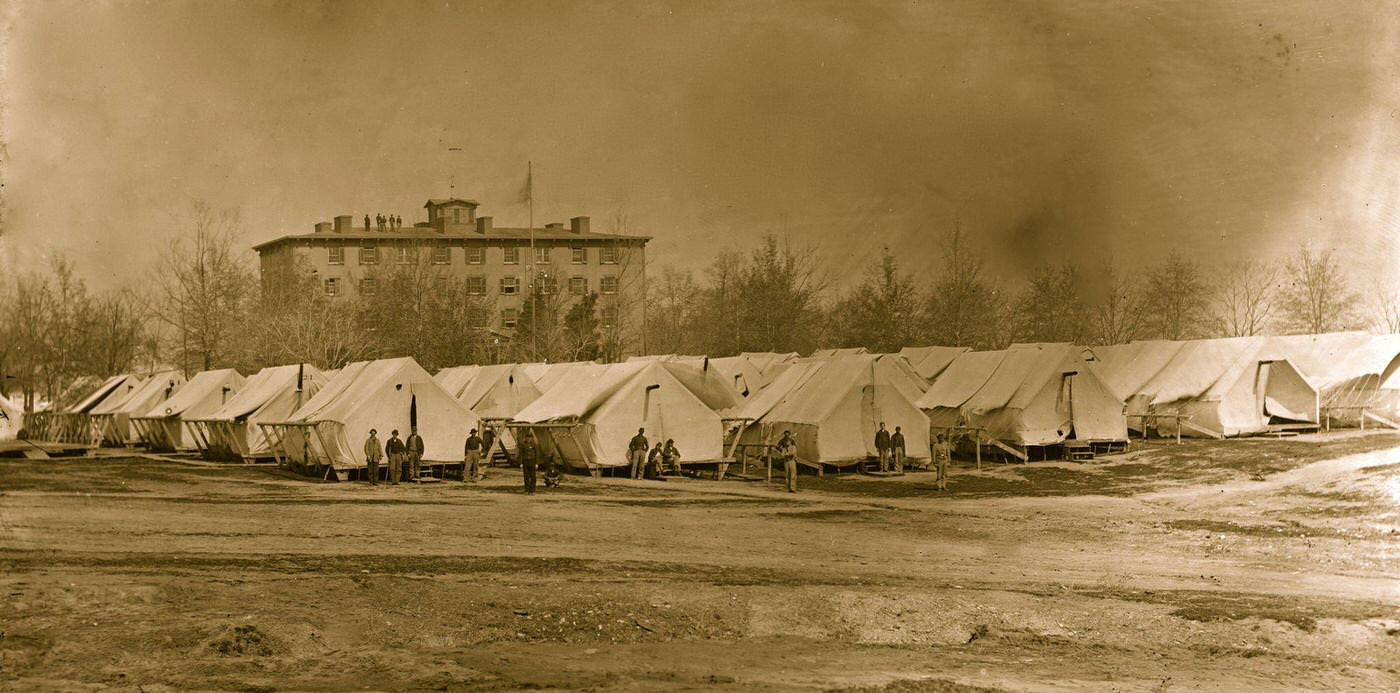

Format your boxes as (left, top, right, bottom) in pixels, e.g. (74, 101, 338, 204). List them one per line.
(368, 213, 403, 232)
(360, 420, 954, 494)
(361, 427, 425, 484)
(625, 428, 682, 479)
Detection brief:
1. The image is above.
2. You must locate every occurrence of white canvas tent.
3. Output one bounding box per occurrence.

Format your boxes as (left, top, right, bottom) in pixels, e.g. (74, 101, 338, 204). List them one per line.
(186, 364, 327, 460)
(131, 369, 247, 452)
(810, 347, 869, 358)
(434, 365, 485, 400)
(1103, 336, 1319, 438)
(27, 374, 141, 443)
(1267, 332, 1400, 427)
(263, 357, 477, 480)
(915, 344, 1127, 451)
(709, 353, 798, 399)
(89, 370, 185, 446)
(512, 360, 741, 472)
(898, 346, 972, 382)
(728, 354, 931, 467)
(0, 394, 23, 441)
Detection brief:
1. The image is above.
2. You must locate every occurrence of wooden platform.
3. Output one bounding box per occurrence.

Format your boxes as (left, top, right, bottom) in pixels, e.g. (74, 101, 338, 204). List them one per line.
(0, 440, 93, 458)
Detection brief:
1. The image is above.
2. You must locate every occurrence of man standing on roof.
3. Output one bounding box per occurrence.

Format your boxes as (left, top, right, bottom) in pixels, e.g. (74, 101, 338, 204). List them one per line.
(875, 422, 891, 472)
(933, 434, 951, 492)
(891, 426, 906, 473)
(464, 427, 483, 483)
(518, 429, 539, 494)
(385, 429, 405, 485)
(628, 427, 649, 479)
(406, 426, 425, 482)
(777, 430, 798, 493)
(364, 214, 370, 231)
(364, 429, 383, 485)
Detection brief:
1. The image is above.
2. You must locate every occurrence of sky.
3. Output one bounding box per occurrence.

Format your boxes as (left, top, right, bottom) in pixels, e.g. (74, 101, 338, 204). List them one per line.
(3, 0, 1399, 296)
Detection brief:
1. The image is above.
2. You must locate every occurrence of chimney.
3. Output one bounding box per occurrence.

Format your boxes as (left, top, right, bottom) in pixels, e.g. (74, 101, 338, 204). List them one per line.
(476, 216, 493, 234)
(314, 221, 333, 234)
(545, 222, 564, 230)
(333, 215, 353, 233)
(570, 216, 590, 235)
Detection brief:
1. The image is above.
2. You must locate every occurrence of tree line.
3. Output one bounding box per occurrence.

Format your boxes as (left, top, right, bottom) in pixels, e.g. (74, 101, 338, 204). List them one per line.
(1, 202, 1393, 411)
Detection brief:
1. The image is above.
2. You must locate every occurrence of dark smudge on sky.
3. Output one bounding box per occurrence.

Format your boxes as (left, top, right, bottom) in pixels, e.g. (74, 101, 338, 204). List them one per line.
(3, 1, 1397, 291)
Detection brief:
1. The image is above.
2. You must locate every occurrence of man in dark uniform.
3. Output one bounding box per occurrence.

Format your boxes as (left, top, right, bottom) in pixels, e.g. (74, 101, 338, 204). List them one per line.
(464, 427, 483, 483)
(628, 427, 649, 479)
(406, 426, 425, 482)
(385, 429, 405, 485)
(891, 425, 906, 473)
(364, 214, 371, 231)
(518, 429, 538, 494)
(875, 422, 891, 472)
(645, 441, 664, 479)
(364, 429, 382, 485)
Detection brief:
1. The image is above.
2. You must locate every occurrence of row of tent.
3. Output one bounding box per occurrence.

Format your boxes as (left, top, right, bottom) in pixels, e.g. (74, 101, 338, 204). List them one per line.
(16, 332, 1400, 477)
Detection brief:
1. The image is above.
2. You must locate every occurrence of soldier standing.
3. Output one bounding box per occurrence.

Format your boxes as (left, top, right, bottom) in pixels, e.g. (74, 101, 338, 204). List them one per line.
(628, 427, 649, 479)
(776, 430, 798, 493)
(364, 429, 383, 485)
(519, 429, 538, 494)
(364, 214, 371, 231)
(406, 426, 425, 482)
(481, 427, 496, 465)
(874, 422, 891, 472)
(464, 427, 483, 483)
(385, 429, 405, 485)
(934, 434, 951, 492)
(891, 426, 906, 473)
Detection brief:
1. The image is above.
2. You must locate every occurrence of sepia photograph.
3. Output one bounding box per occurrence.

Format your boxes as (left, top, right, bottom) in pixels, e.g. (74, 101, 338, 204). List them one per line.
(1, 1, 1398, 690)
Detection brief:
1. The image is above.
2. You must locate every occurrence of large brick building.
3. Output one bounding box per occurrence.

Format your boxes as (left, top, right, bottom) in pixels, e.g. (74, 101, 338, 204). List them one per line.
(253, 197, 649, 352)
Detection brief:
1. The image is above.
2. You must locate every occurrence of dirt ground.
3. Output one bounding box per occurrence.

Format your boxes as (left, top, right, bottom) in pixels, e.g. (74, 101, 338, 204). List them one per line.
(2, 432, 1399, 692)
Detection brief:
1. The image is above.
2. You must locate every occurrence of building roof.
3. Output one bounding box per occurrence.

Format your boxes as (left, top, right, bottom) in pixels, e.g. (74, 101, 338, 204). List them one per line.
(425, 198, 480, 207)
(253, 225, 651, 252)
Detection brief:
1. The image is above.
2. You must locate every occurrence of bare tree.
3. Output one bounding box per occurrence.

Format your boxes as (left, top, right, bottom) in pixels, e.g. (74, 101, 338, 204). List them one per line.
(1084, 258, 1145, 346)
(1213, 259, 1279, 337)
(1278, 244, 1358, 334)
(355, 252, 496, 370)
(156, 202, 255, 373)
(1141, 251, 1212, 340)
(645, 267, 702, 356)
(1013, 263, 1086, 344)
(1371, 290, 1400, 334)
(237, 260, 377, 370)
(829, 248, 924, 352)
(924, 226, 1008, 350)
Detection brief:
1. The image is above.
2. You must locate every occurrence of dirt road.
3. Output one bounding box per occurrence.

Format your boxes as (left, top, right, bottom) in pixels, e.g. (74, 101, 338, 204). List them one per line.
(2, 433, 1399, 691)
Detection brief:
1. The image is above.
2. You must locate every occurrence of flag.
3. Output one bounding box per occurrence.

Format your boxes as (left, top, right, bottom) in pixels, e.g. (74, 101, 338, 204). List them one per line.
(516, 163, 532, 206)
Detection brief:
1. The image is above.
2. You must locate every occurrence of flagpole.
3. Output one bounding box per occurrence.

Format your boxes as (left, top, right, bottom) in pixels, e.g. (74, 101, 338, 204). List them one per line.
(528, 161, 536, 359)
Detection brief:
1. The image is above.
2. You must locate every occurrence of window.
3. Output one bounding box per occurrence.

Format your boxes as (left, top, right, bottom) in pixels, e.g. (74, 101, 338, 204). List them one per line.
(469, 309, 489, 328)
(466, 246, 484, 264)
(500, 276, 520, 295)
(571, 247, 586, 264)
(328, 247, 344, 265)
(502, 308, 518, 329)
(466, 275, 487, 296)
(452, 207, 462, 223)
(433, 275, 447, 292)
(600, 246, 619, 264)
(359, 246, 378, 265)
(503, 246, 519, 264)
(432, 245, 450, 264)
(538, 275, 558, 295)
(569, 276, 587, 295)
(601, 306, 618, 326)
(360, 278, 376, 296)
(324, 278, 338, 296)
(600, 276, 619, 294)
(396, 247, 415, 264)
(535, 247, 551, 264)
